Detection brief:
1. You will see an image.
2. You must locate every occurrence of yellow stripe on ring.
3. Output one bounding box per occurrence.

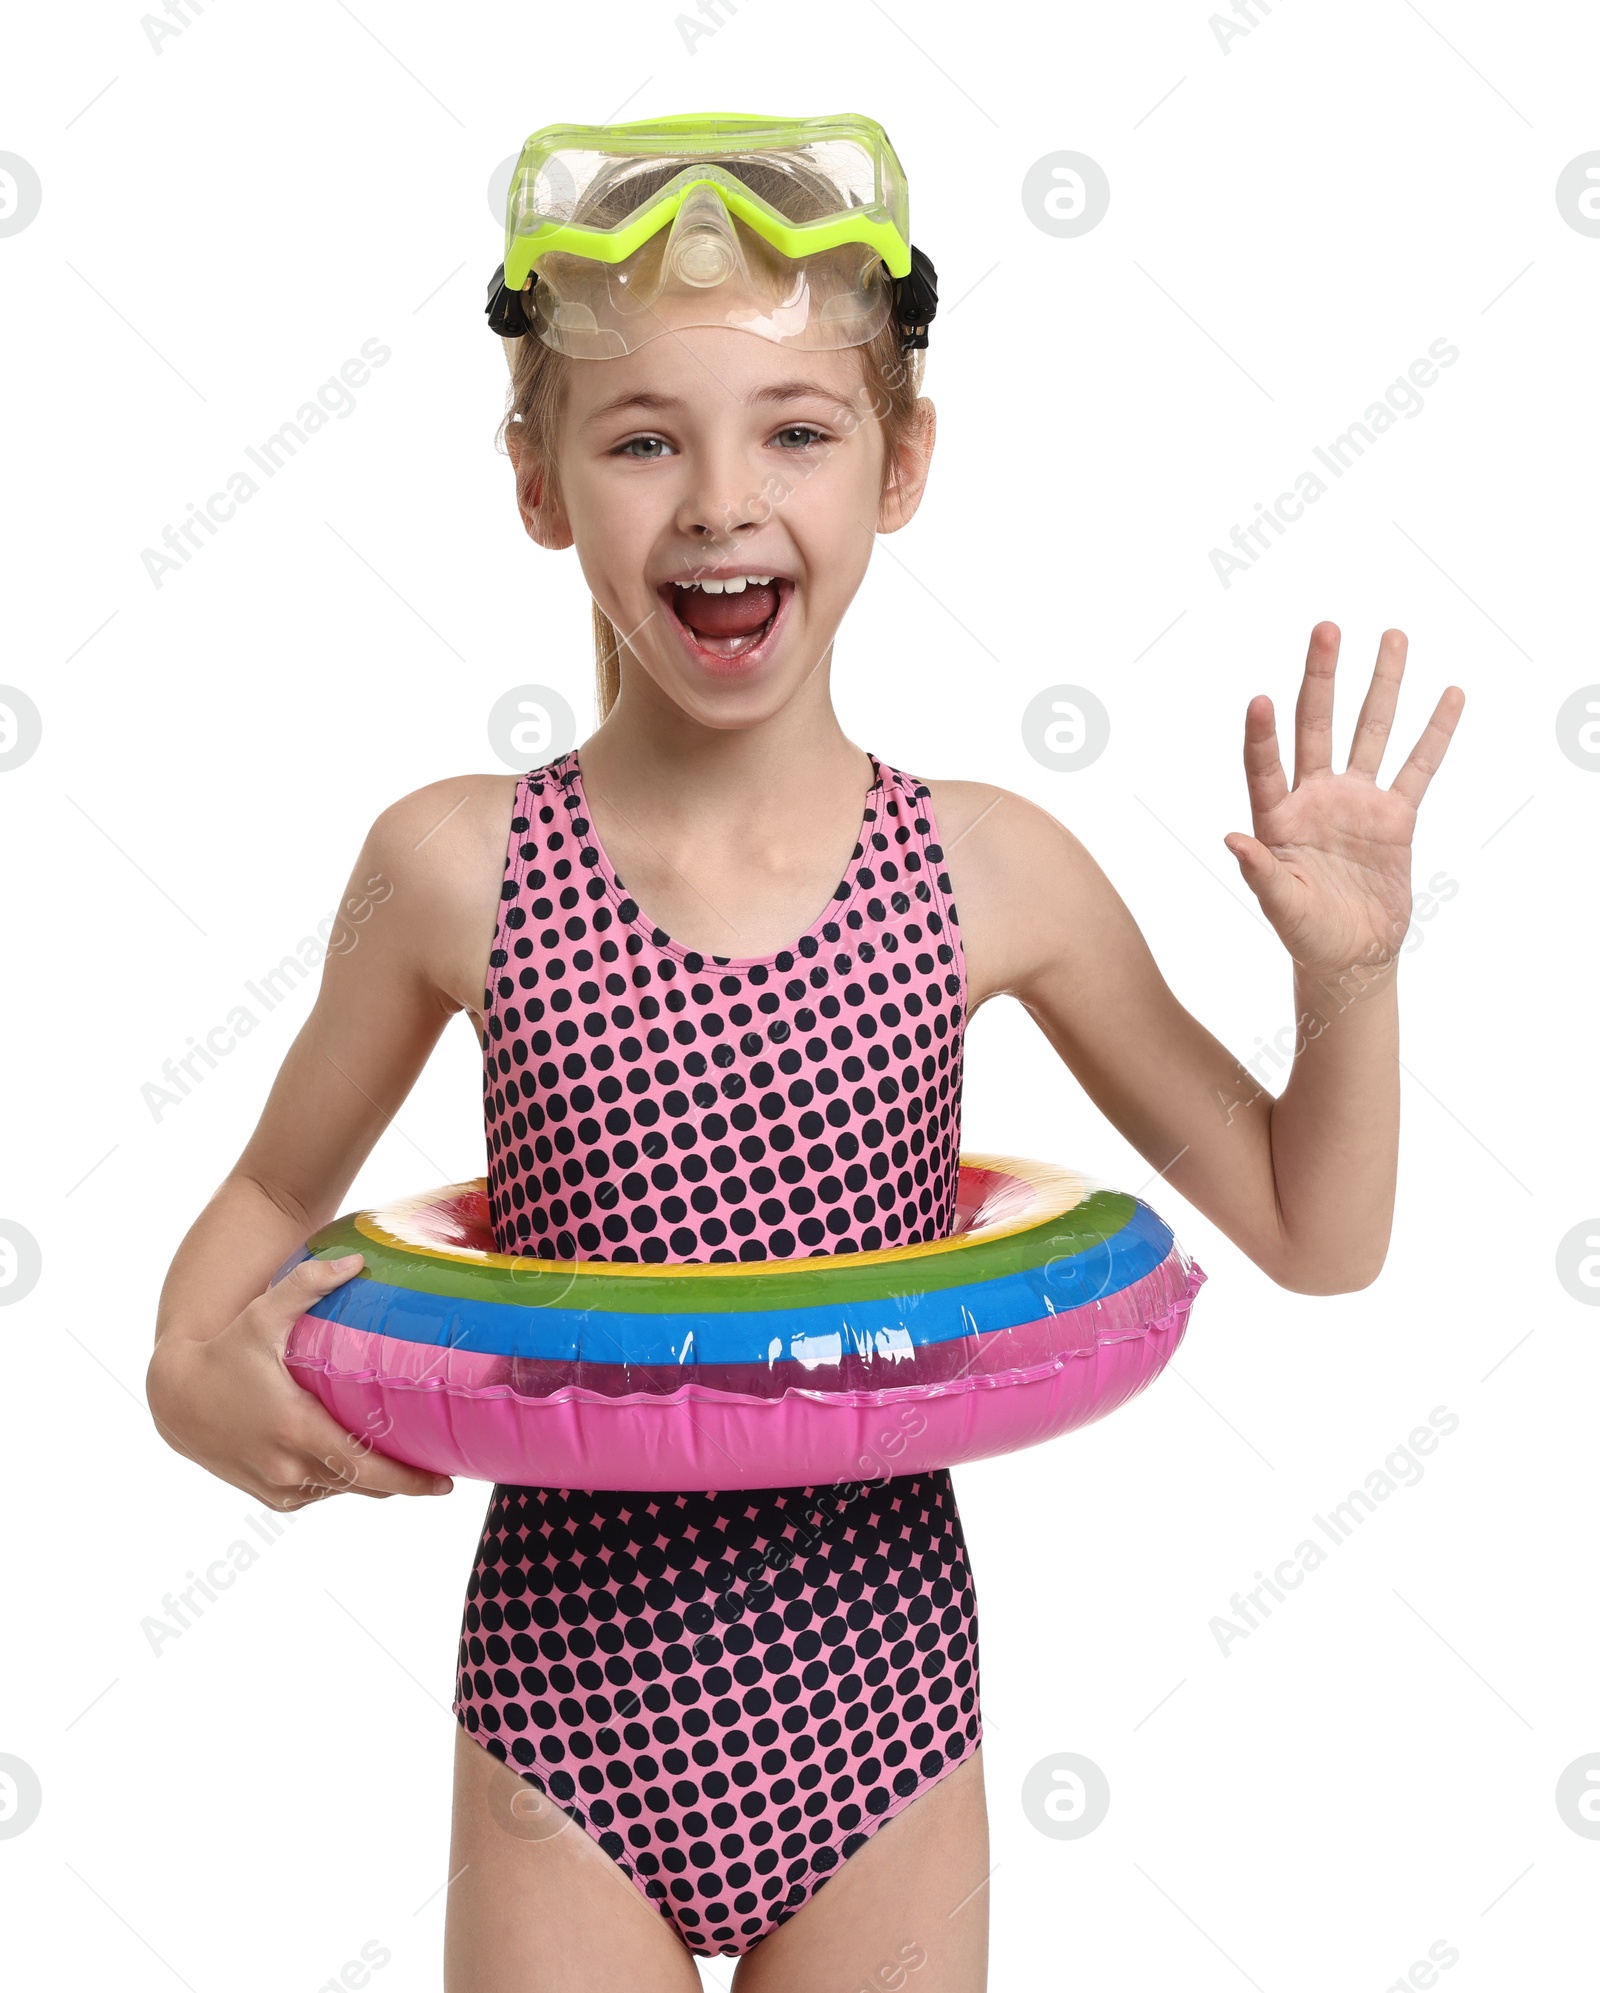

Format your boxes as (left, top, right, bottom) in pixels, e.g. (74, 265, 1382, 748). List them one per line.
(353, 1153, 1097, 1276)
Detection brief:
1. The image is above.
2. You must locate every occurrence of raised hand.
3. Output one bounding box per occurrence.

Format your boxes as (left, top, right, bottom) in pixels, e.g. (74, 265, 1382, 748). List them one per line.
(1223, 623, 1464, 978)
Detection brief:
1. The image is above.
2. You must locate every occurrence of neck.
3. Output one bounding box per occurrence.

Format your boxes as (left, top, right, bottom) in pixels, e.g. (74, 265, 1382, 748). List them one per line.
(576, 650, 874, 836)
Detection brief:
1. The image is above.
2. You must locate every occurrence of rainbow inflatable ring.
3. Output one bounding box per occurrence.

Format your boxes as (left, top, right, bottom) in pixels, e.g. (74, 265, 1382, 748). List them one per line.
(280, 1156, 1206, 1491)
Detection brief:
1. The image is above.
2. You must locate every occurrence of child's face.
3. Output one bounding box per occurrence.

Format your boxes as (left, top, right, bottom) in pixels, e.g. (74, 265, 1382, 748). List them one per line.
(532, 326, 931, 728)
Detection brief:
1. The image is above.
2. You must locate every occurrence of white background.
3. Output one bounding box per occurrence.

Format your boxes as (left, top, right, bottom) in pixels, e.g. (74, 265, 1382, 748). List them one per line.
(3, 2, 1596, 1988)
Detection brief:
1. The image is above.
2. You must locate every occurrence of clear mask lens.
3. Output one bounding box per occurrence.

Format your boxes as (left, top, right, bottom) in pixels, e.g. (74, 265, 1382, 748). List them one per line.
(529, 189, 892, 358)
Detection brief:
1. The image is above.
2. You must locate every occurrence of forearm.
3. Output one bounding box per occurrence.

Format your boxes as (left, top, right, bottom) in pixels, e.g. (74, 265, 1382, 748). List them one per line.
(152, 1173, 326, 1354)
(1266, 958, 1401, 1291)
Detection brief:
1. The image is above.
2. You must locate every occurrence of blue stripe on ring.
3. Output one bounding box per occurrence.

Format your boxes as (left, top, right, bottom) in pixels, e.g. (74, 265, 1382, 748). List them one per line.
(303, 1203, 1174, 1367)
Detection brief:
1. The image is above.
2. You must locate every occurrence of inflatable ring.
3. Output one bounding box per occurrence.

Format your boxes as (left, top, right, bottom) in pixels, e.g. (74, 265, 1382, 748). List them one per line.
(280, 1155, 1206, 1491)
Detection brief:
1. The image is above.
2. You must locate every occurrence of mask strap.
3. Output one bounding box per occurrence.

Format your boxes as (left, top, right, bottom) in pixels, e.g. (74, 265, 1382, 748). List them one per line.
(486, 245, 940, 353)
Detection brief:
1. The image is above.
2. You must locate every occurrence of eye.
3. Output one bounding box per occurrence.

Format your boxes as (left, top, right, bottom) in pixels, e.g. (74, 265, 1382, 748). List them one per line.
(616, 434, 673, 459)
(773, 424, 827, 450)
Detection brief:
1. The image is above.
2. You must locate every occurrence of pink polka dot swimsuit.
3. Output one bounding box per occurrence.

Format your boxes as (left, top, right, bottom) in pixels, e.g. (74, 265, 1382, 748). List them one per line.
(453, 750, 983, 1960)
(482, 748, 964, 1262)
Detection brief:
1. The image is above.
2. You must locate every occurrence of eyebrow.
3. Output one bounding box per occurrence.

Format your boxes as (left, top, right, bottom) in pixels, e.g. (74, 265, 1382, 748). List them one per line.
(582, 389, 680, 424)
(750, 379, 850, 407)
(581, 378, 850, 425)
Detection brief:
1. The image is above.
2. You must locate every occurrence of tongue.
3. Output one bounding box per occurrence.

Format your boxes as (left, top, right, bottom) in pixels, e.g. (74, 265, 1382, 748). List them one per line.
(677, 582, 779, 639)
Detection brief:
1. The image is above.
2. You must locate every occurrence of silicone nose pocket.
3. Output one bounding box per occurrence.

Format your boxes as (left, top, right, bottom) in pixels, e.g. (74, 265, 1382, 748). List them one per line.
(665, 184, 747, 290)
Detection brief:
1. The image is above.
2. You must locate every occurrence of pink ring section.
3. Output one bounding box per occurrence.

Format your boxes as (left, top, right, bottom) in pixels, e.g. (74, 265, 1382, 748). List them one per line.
(285, 1261, 1203, 1490)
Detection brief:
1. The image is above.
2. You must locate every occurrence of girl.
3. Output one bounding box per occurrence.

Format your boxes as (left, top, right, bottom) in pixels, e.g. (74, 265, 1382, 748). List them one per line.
(145, 113, 1463, 1991)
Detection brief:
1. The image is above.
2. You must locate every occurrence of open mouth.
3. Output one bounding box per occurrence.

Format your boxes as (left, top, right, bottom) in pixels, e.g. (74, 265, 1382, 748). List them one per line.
(659, 572, 790, 669)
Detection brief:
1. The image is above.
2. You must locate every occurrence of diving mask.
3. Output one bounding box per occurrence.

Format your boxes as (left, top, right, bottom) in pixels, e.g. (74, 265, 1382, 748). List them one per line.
(485, 112, 937, 358)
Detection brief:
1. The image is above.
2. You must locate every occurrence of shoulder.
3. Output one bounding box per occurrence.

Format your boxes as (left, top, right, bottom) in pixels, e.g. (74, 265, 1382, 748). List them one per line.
(919, 776, 1099, 883)
(366, 768, 522, 851)
(360, 769, 518, 880)
(353, 769, 524, 1015)
(917, 777, 1125, 1006)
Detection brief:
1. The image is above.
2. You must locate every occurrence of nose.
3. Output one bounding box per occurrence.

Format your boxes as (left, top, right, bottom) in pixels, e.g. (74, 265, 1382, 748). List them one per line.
(672, 438, 773, 551)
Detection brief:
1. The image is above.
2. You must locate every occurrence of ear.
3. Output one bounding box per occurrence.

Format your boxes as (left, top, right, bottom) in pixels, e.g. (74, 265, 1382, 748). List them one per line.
(507, 418, 574, 551)
(876, 396, 936, 534)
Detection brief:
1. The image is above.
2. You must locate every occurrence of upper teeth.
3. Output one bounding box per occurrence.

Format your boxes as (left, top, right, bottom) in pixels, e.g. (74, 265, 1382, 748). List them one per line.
(674, 575, 773, 593)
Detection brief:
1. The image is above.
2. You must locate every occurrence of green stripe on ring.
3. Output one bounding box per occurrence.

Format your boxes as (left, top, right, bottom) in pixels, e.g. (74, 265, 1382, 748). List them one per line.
(304, 1190, 1140, 1316)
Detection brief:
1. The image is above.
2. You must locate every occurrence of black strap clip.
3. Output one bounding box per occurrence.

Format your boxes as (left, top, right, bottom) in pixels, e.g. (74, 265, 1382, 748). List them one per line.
(486, 262, 529, 338)
(893, 244, 938, 352)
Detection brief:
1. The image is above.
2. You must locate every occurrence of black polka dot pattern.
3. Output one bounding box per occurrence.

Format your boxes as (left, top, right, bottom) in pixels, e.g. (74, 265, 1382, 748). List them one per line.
(480, 751, 965, 1265)
(456, 749, 981, 1959)
(455, 1473, 982, 1958)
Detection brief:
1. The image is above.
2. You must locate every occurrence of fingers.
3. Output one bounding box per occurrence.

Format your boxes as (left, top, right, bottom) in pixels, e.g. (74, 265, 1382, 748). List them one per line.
(1241, 693, 1289, 820)
(256, 1251, 367, 1351)
(1346, 628, 1408, 778)
(253, 1434, 448, 1506)
(293, 1397, 454, 1501)
(1388, 683, 1466, 809)
(1292, 621, 1341, 786)
(1223, 831, 1295, 927)
(273, 1471, 394, 1508)
(258, 1254, 452, 1500)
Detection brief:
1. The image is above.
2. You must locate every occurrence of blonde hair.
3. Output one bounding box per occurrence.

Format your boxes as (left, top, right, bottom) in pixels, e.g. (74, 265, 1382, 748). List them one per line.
(494, 306, 927, 723)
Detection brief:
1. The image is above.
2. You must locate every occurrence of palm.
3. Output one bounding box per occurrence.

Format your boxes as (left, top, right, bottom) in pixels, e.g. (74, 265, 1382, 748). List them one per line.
(1225, 625, 1464, 977)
